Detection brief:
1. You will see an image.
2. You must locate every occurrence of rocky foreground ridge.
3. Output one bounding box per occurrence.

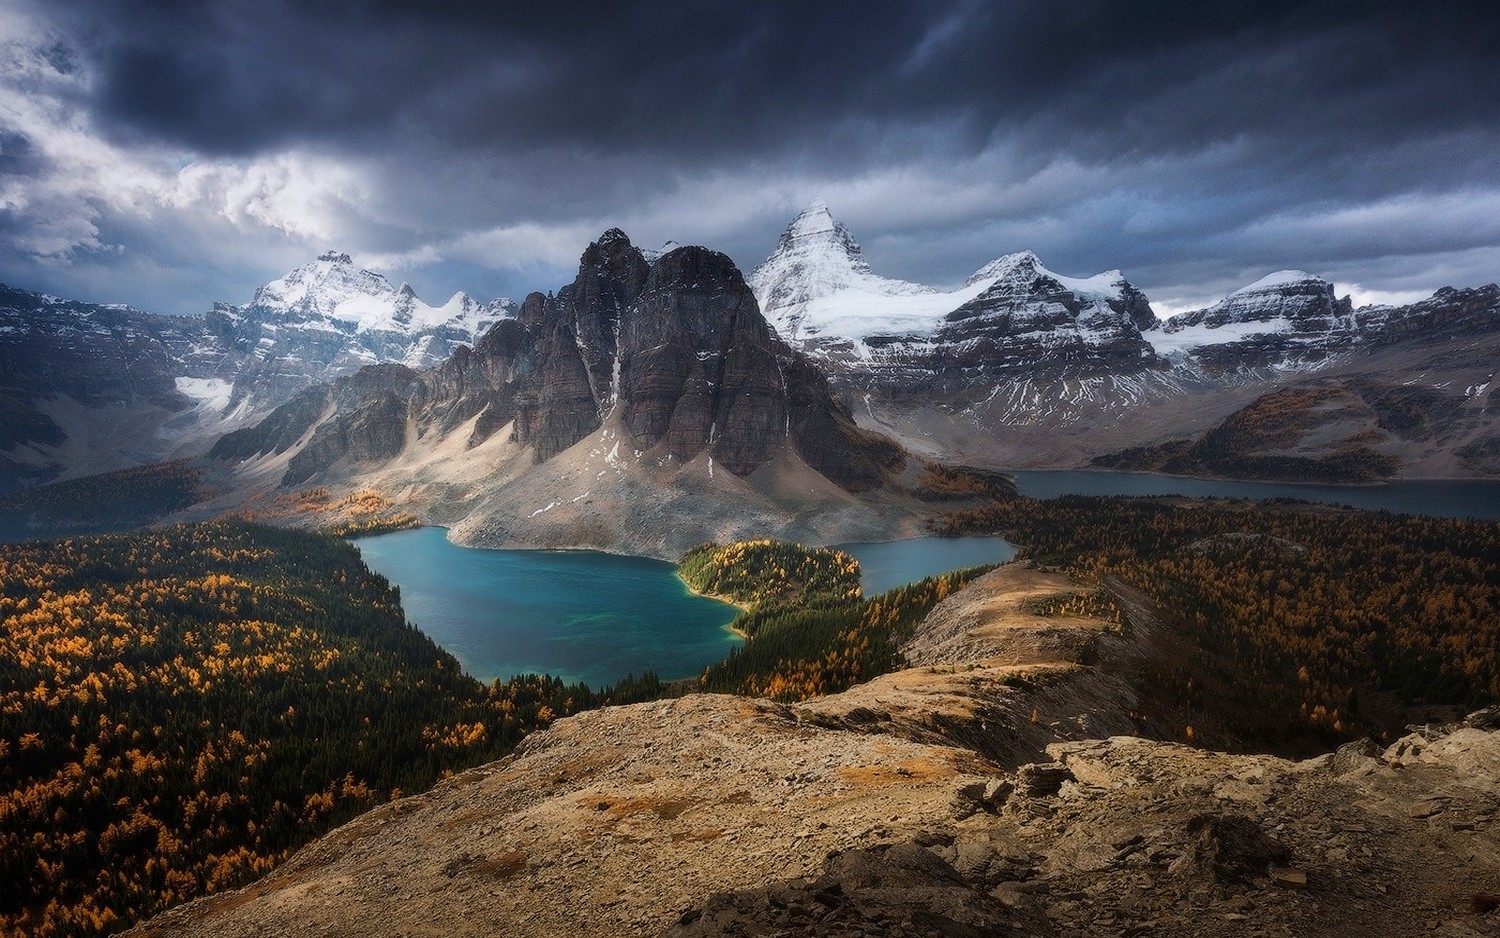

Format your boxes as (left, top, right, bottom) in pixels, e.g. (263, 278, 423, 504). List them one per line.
(129, 564, 1500, 938)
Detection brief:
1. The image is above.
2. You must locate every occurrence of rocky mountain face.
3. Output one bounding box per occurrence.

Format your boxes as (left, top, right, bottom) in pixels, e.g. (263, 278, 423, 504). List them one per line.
(0, 256, 515, 492)
(205, 230, 914, 556)
(748, 204, 1500, 477)
(0, 285, 247, 492)
(125, 562, 1500, 938)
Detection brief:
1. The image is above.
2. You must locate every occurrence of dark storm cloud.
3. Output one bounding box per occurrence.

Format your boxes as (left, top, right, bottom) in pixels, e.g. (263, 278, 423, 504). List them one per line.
(55, 0, 1498, 166)
(6, 0, 1500, 314)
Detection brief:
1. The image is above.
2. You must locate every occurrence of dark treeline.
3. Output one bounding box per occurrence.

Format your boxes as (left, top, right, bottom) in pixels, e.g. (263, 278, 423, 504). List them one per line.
(0, 520, 659, 937)
(0, 461, 204, 539)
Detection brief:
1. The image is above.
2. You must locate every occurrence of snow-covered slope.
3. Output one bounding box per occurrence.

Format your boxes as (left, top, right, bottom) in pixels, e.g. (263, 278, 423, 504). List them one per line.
(1147, 270, 1357, 371)
(748, 200, 940, 346)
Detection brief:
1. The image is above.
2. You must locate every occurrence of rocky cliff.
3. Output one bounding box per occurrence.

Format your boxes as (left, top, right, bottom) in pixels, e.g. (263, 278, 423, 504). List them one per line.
(125, 563, 1500, 938)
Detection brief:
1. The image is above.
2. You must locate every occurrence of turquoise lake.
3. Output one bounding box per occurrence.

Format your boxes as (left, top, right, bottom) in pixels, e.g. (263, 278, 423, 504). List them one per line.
(351, 471, 1497, 687)
(353, 527, 742, 688)
(352, 527, 1018, 687)
(837, 536, 1018, 595)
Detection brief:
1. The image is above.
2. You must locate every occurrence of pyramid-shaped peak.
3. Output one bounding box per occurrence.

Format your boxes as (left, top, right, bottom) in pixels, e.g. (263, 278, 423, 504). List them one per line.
(749, 201, 935, 339)
(784, 198, 846, 242)
(965, 250, 1044, 287)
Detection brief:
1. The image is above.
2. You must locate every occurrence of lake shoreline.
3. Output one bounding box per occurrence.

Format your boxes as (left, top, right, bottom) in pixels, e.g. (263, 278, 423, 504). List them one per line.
(675, 572, 753, 640)
(1005, 469, 1500, 520)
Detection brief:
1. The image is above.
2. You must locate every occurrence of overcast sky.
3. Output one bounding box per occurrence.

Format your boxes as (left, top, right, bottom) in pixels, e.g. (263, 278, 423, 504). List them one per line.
(2, 0, 1497, 316)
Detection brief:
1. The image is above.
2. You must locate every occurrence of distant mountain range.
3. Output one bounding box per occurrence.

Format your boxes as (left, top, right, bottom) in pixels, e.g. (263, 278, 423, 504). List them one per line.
(2, 203, 1498, 523)
(0, 255, 513, 490)
(749, 201, 1500, 477)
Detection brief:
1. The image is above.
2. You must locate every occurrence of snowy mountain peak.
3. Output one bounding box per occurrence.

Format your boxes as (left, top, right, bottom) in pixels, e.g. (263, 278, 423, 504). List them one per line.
(963, 251, 1133, 305)
(749, 202, 934, 343)
(782, 198, 844, 243)
(251, 253, 396, 319)
(762, 199, 872, 278)
(964, 251, 1043, 287)
(1151, 268, 1352, 363)
(1230, 269, 1324, 296)
(245, 254, 516, 338)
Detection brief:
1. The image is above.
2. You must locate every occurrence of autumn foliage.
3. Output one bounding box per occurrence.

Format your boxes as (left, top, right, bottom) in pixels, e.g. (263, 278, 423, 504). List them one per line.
(0, 521, 657, 937)
(934, 495, 1500, 739)
(679, 539, 862, 609)
(689, 539, 992, 702)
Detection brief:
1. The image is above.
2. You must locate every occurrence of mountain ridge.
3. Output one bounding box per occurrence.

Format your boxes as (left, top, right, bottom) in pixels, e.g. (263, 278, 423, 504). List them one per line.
(4, 206, 1499, 502)
(121, 558, 1500, 938)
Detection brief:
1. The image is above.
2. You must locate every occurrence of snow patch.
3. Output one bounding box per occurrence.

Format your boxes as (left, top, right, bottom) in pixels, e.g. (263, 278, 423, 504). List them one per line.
(1148, 317, 1299, 356)
(174, 377, 233, 412)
